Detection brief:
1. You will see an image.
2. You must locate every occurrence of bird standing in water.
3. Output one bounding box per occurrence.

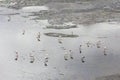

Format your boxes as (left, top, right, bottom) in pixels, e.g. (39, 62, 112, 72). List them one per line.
(58, 35, 62, 44)
(81, 56, 85, 63)
(22, 30, 25, 35)
(8, 15, 11, 22)
(69, 50, 73, 59)
(79, 45, 82, 54)
(44, 54, 49, 66)
(44, 57, 49, 66)
(86, 41, 91, 47)
(96, 41, 101, 48)
(37, 32, 41, 41)
(29, 53, 35, 63)
(15, 51, 19, 61)
(103, 46, 107, 56)
(64, 50, 69, 61)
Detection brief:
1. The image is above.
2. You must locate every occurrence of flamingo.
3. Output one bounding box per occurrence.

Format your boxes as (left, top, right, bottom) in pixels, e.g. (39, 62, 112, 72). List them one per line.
(29, 53, 35, 63)
(15, 51, 18, 61)
(81, 56, 85, 63)
(44, 54, 49, 66)
(79, 45, 82, 53)
(69, 50, 73, 59)
(103, 46, 107, 56)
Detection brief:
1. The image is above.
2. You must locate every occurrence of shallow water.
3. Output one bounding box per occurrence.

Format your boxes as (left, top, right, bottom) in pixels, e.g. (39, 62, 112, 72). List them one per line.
(0, 6, 120, 80)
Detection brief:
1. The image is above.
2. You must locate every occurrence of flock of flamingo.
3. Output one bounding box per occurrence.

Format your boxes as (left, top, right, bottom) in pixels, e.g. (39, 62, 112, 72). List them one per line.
(14, 29, 108, 67)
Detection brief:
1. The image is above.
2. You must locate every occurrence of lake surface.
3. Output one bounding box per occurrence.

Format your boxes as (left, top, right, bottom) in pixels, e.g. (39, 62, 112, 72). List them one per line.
(0, 3, 120, 80)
